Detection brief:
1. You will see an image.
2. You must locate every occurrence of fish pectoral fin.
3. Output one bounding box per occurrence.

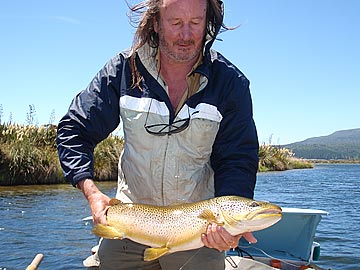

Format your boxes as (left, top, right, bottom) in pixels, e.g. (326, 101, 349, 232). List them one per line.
(92, 224, 124, 239)
(198, 209, 225, 226)
(144, 246, 170, 261)
(109, 198, 122, 206)
(221, 210, 238, 226)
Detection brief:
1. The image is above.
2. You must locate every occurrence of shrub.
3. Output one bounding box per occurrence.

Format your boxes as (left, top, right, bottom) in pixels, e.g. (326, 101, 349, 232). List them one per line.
(258, 144, 313, 171)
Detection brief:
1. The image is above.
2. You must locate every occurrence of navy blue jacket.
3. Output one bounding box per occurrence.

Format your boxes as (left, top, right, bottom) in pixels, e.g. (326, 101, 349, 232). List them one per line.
(57, 44, 259, 203)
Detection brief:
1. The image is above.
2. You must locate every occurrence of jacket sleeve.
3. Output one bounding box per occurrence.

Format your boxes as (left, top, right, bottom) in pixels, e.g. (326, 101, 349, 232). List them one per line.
(210, 75, 259, 199)
(56, 54, 123, 186)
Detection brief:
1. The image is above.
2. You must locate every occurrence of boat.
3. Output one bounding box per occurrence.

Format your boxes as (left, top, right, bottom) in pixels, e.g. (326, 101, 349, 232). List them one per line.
(83, 207, 328, 270)
(225, 207, 329, 270)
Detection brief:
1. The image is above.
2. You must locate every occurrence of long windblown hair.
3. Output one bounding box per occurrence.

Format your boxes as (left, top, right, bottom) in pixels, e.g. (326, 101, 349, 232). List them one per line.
(127, 0, 226, 88)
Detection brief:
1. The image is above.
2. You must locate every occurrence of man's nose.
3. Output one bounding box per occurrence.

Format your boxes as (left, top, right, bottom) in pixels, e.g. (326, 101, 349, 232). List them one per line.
(179, 23, 192, 40)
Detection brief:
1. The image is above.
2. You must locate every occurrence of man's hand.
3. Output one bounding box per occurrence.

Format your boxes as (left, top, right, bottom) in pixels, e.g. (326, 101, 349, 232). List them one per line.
(77, 179, 110, 225)
(201, 223, 257, 251)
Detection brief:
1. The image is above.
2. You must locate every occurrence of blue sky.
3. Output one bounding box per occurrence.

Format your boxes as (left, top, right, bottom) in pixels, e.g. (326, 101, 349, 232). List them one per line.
(0, 0, 359, 144)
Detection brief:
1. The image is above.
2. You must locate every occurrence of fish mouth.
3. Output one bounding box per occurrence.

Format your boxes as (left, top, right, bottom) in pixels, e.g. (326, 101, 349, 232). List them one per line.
(231, 205, 282, 232)
(247, 206, 282, 220)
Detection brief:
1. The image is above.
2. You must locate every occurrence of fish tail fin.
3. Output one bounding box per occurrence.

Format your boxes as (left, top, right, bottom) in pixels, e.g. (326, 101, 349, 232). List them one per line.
(144, 246, 170, 261)
(92, 224, 124, 239)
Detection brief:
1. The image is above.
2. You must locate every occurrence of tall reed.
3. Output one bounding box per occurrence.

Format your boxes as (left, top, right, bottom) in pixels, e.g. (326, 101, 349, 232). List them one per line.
(0, 123, 124, 185)
(258, 143, 313, 172)
(0, 124, 63, 185)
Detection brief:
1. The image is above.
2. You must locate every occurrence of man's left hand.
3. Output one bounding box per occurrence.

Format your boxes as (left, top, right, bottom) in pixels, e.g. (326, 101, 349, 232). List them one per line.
(201, 223, 257, 251)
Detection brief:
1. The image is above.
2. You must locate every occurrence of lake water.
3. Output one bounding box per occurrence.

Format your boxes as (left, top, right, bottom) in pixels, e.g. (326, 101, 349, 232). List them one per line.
(0, 164, 359, 270)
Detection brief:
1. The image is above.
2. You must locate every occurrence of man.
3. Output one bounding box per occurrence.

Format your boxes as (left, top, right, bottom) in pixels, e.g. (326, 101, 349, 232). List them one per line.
(57, 0, 259, 269)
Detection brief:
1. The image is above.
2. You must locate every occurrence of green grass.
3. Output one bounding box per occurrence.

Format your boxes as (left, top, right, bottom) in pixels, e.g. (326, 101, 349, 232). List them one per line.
(94, 135, 124, 180)
(0, 123, 123, 185)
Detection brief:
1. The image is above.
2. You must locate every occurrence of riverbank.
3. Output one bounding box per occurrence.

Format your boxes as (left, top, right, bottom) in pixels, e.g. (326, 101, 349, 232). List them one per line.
(1, 123, 312, 185)
(0, 124, 123, 185)
(308, 158, 360, 164)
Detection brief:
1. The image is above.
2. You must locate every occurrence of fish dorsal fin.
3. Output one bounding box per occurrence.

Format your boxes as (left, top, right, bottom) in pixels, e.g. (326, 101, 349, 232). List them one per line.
(198, 209, 225, 226)
(109, 198, 122, 206)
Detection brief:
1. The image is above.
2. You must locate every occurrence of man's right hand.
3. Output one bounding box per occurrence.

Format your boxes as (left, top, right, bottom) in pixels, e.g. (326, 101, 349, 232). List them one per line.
(77, 179, 110, 225)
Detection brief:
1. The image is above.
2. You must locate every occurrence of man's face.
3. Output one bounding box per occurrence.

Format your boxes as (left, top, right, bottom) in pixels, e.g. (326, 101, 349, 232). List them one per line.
(155, 0, 207, 64)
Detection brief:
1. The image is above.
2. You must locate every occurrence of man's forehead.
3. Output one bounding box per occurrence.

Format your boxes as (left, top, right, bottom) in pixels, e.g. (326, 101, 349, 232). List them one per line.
(160, 0, 207, 9)
(159, 0, 207, 17)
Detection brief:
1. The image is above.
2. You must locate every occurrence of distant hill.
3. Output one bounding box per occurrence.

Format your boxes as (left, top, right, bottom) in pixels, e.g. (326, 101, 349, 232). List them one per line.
(283, 128, 360, 159)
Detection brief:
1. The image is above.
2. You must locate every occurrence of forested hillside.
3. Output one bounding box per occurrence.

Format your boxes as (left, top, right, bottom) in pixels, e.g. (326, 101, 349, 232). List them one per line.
(283, 128, 360, 159)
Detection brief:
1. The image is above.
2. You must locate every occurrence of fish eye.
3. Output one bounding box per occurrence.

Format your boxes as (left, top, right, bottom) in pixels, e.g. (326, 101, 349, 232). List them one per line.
(249, 201, 260, 207)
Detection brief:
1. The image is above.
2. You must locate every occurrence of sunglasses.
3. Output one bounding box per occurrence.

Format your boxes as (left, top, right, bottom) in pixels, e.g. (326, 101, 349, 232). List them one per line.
(144, 101, 190, 136)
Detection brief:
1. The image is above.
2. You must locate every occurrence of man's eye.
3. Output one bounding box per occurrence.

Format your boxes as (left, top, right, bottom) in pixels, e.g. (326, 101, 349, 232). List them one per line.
(170, 20, 181, 26)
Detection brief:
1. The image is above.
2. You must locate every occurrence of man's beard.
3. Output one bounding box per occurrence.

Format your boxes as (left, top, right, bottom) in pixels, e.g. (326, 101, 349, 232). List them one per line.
(158, 30, 202, 63)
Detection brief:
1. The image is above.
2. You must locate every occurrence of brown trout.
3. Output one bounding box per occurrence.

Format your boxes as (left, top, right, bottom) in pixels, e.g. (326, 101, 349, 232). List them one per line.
(92, 196, 282, 261)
